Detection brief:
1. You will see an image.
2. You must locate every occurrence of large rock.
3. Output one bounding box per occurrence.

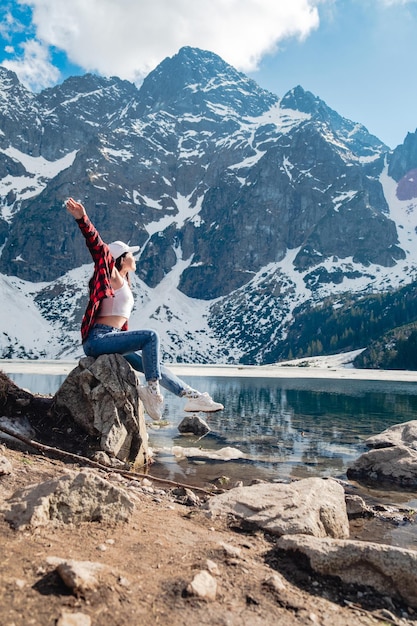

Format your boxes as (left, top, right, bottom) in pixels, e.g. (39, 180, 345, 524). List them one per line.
(365, 419, 417, 449)
(348, 445, 417, 488)
(276, 534, 417, 609)
(347, 420, 417, 487)
(53, 355, 149, 466)
(205, 477, 349, 538)
(4, 470, 134, 529)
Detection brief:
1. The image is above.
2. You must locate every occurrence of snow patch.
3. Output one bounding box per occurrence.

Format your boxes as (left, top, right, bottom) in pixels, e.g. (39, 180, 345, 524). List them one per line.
(3, 147, 77, 177)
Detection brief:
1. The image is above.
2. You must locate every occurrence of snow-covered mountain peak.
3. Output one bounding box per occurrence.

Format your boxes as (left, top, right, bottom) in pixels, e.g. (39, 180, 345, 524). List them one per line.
(0, 48, 416, 363)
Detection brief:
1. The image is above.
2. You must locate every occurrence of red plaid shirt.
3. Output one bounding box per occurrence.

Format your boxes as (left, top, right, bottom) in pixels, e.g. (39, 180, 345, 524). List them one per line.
(76, 214, 128, 342)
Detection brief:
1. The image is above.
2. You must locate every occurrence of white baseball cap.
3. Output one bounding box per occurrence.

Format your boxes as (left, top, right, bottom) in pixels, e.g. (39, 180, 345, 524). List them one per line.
(108, 240, 140, 260)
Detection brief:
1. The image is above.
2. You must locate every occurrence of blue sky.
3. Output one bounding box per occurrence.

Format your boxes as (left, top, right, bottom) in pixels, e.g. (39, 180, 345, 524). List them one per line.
(0, 0, 416, 149)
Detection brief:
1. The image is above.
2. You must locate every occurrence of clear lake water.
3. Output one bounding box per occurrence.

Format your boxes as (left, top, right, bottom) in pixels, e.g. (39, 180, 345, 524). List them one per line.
(7, 370, 417, 549)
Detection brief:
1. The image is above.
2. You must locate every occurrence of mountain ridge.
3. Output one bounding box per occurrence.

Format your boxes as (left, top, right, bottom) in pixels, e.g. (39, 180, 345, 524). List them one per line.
(0, 47, 417, 364)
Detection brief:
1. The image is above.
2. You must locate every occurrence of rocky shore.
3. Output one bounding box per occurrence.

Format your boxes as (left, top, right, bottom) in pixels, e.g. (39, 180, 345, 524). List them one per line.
(2, 355, 417, 625)
(1, 436, 417, 625)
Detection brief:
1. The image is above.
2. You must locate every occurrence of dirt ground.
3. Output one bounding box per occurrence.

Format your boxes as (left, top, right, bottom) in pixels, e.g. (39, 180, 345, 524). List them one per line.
(1, 444, 416, 626)
(0, 370, 416, 626)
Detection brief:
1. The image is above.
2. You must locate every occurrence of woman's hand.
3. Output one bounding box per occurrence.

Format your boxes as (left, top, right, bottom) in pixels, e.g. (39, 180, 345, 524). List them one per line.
(65, 197, 86, 220)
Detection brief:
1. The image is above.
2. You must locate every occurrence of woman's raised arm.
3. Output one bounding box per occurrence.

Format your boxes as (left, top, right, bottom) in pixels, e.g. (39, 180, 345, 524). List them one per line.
(65, 197, 86, 220)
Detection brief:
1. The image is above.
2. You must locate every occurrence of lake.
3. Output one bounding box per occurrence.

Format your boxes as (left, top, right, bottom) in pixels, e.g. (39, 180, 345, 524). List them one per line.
(7, 370, 417, 491)
(6, 367, 417, 549)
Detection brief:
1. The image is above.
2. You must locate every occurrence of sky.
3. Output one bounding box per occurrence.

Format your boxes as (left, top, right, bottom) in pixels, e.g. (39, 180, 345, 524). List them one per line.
(0, 0, 416, 149)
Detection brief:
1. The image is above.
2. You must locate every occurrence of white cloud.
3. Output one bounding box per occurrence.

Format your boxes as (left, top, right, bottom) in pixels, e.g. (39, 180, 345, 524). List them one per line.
(2, 39, 60, 91)
(18, 0, 323, 85)
(0, 9, 16, 40)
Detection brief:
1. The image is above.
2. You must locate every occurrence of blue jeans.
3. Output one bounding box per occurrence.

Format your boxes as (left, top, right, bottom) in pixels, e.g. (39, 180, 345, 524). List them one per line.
(83, 324, 187, 396)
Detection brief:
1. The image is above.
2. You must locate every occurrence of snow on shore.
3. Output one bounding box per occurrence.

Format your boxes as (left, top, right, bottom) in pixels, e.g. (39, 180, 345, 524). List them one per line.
(1, 350, 417, 382)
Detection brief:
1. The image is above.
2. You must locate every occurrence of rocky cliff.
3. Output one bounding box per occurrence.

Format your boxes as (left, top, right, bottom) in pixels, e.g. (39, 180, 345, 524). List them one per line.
(0, 46, 416, 363)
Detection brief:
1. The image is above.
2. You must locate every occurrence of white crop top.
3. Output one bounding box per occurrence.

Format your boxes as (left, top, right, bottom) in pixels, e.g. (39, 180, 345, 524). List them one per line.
(98, 280, 134, 319)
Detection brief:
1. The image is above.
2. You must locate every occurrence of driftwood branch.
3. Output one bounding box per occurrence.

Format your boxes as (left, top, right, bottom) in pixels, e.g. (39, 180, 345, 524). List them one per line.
(0, 424, 220, 496)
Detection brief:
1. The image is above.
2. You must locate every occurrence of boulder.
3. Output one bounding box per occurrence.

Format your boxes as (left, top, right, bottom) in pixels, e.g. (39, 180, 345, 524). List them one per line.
(347, 420, 417, 488)
(4, 470, 134, 529)
(178, 414, 210, 436)
(276, 534, 417, 609)
(53, 355, 149, 466)
(205, 477, 349, 538)
(365, 419, 417, 449)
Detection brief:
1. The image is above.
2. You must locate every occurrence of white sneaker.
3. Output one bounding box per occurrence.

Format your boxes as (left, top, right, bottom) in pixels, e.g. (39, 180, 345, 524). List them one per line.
(184, 392, 224, 413)
(139, 385, 164, 420)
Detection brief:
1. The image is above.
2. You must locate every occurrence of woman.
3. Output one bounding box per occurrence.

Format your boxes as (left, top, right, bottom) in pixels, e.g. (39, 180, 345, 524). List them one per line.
(65, 197, 224, 420)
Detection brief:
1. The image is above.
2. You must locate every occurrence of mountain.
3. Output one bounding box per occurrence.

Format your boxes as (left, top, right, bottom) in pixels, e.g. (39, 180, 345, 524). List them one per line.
(0, 46, 417, 364)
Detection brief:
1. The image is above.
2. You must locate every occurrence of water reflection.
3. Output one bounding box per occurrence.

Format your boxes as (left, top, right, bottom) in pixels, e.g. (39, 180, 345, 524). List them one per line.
(6, 369, 417, 551)
(6, 371, 417, 487)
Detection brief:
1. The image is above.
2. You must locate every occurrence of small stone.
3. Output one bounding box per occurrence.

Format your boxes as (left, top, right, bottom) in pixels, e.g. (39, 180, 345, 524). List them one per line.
(57, 612, 91, 626)
(263, 573, 286, 593)
(14, 579, 26, 589)
(141, 478, 153, 487)
(0, 455, 13, 475)
(128, 480, 141, 488)
(206, 559, 220, 575)
(345, 494, 373, 519)
(219, 542, 242, 559)
(96, 544, 107, 552)
(91, 451, 111, 466)
(108, 457, 127, 469)
(178, 414, 210, 436)
(172, 487, 200, 506)
(186, 570, 217, 601)
(109, 473, 124, 482)
(53, 559, 104, 596)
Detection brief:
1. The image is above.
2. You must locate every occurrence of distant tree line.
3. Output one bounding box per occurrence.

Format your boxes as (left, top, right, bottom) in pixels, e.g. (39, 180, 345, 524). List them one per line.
(267, 280, 417, 369)
(354, 325, 417, 369)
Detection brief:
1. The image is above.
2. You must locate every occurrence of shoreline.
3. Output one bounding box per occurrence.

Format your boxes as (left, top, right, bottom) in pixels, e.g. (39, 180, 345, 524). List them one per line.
(2, 357, 417, 383)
